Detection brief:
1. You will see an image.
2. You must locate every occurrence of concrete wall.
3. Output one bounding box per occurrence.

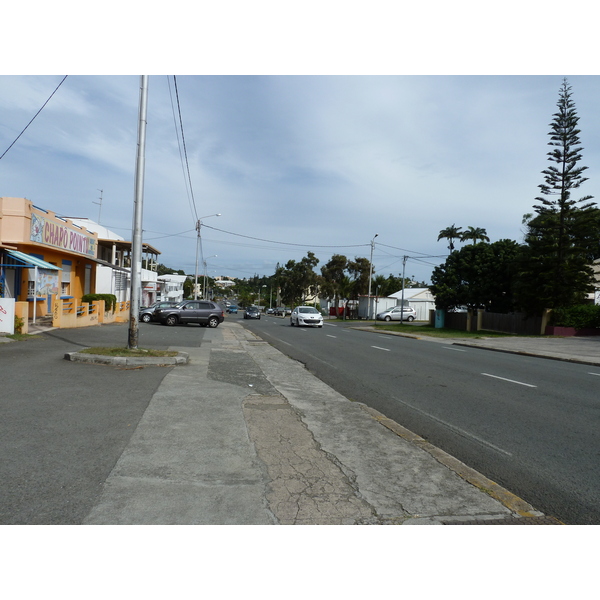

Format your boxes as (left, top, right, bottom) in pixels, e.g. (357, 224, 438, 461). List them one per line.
(52, 297, 130, 329)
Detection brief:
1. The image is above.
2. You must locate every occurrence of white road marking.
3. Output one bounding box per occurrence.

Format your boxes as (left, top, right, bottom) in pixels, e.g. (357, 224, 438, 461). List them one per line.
(589, 372, 600, 377)
(326, 335, 337, 339)
(443, 347, 467, 352)
(372, 346, 390, 352)
(481, 373, 537, 388)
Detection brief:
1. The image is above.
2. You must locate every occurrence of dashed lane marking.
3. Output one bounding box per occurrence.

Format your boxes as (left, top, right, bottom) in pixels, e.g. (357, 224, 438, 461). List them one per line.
(481, 373, 537, 388)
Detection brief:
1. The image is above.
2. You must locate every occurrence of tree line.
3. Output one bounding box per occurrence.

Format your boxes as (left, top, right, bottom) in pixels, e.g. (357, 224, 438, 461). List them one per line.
(431, 79, 600, 316)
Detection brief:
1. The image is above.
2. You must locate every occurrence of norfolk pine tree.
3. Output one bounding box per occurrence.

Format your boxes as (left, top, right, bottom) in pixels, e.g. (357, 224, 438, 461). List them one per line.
(517, 79, 599, 313)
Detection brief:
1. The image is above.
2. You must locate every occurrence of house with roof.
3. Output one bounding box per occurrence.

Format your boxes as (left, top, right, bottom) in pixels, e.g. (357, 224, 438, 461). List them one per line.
(67, 217, 161, 307)
(358, 287, 435, 321)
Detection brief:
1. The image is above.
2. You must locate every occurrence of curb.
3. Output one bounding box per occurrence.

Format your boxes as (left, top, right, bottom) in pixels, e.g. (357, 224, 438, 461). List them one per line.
(64, 350, 190, 366)
(452, 341, 600, 367)
(359, 404, 555, 521)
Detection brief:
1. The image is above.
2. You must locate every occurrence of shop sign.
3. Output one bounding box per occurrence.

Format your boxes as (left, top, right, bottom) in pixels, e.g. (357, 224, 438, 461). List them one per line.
(0, 298, 15, 334)
(30, 213, 97, 257)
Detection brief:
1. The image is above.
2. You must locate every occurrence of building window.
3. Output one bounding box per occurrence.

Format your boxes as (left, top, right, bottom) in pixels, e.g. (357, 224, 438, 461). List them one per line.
(61, 282, 70, 296)
(27, 281, 35, 296)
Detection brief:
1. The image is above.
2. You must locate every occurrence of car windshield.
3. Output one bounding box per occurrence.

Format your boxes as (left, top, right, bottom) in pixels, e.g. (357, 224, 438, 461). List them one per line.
(299, 307, 319, 314)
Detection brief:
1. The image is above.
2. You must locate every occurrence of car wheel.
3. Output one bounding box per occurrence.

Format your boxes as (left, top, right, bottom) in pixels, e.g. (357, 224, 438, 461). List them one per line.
(290, 318, 294, 326)
(407, 316, 415, 322)
(208, 317, 219, 328)
(141, 313, 151, 323)
(384, 316, 392, 321)
(165, 315, 178, 326)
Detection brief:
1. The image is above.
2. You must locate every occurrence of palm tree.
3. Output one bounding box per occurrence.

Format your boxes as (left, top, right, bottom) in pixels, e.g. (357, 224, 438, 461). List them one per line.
(461, 226, 490, 245)
(437, 224, 463, 252)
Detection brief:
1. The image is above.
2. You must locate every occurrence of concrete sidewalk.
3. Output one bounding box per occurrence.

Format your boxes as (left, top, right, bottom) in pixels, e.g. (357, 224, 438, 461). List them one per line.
(351, 324, 600, 366)
(81, 321, 558, 525)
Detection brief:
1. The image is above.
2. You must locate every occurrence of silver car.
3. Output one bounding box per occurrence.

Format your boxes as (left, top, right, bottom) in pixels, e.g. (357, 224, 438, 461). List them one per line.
(376, 306, 417, 322)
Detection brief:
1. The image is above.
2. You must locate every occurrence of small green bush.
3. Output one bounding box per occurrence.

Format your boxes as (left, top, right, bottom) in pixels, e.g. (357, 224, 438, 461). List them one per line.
(14, 315, 24, 334)
(82, 293, 117, 313)
(551, 305, 600, 329)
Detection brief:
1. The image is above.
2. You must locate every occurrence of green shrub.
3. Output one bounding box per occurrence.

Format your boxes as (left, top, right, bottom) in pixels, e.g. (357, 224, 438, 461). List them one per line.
(14, 315, 24, 334)
(551, 305, 600, 329)
(82, 293, 117, 313)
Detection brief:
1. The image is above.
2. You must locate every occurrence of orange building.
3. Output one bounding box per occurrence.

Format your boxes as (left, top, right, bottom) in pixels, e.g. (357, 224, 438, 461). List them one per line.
(0, 197, 100, 319)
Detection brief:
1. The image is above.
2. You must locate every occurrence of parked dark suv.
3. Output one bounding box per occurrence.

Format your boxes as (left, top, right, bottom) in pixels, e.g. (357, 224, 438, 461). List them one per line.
(139, 301, 179, 323)
(154, 300, 225, 328)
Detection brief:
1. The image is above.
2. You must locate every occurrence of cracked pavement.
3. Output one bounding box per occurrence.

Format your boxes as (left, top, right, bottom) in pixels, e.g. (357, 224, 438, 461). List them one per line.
(82, 321, 546, 525)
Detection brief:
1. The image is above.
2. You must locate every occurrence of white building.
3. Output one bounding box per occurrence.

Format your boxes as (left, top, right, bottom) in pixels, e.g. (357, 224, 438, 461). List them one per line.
(388, 288, 436, 321)
(158, 274, 188, 303)
(66, 218, 161, 307)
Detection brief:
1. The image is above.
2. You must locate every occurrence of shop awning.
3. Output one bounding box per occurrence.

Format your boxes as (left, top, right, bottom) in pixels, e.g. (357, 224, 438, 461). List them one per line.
(2, 250, 62, 270)
(85, 255, 130, 272)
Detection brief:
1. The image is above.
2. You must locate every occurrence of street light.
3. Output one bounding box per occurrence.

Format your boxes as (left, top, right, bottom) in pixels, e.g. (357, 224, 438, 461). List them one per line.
(258, 284, 266, 310)
(367, 233, 378, 320)
(194, 214, 221, 299)
(203, 255, 217, 299)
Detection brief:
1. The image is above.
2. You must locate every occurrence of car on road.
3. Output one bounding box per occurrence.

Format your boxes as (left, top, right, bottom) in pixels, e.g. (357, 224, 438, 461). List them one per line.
(290, 306, 323, 328)
(376, 305, 417, 322)
(244, 306, 261, 319)
(154, 300, 224, 327)
(226, 304, 239, 314)
(139, 301, 179, 323)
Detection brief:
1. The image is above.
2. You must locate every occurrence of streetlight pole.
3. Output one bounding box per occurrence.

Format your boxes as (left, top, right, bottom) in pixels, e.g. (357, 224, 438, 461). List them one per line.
(203, 255, 217, 299)
(194, 214, 221, 300)
(128, 75, 149, 350)
(367, 233, 378, 320)
(259, 284, 266, 311)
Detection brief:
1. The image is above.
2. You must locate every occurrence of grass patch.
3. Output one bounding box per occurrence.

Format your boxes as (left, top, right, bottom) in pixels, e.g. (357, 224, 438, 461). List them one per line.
(80, 346, 178, 357)
(373, 323, 516, 339)
(3, 333, 41, 341)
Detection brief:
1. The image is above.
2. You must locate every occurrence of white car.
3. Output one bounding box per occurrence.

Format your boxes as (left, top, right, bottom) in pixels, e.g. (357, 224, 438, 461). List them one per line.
(376, 306, 417, 322)
(290, 306, 323, 328)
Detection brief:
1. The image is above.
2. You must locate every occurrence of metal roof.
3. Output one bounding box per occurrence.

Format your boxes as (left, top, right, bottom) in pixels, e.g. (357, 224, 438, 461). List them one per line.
(1, 250, 62, 270)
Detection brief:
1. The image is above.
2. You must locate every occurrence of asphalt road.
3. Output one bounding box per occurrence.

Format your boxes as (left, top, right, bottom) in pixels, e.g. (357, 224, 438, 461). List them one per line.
(0, 322, 207, 524)
(240, 312, 600, 525)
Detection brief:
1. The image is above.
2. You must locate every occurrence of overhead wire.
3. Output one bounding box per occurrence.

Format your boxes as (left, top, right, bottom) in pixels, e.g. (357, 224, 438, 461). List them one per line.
(201, 223, 370, 249)
(168, 76, 197, 224)
(0, 75, 68, 161)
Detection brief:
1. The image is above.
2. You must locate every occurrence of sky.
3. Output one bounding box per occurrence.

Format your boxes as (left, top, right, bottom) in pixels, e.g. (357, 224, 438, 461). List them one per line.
(3, 73, 600, 286)
(3, 3, 600, 290)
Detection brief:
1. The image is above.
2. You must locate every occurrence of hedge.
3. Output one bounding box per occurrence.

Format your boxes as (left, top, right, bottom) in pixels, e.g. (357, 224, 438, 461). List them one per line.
(82, 293, 117, 313)
(551, 305, 600, 329)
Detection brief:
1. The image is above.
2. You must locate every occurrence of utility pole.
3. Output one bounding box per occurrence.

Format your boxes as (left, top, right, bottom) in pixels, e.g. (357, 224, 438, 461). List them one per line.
(128, 75, 149, 349)
(367, 234, 378, 320)
(400, 255, 407, 323)
(93, 189, 103, 224)
(194, 214, 221, 300)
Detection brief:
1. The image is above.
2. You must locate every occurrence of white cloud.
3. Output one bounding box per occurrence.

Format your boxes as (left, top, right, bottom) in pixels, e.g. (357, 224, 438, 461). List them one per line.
(2, 74, 599, 283)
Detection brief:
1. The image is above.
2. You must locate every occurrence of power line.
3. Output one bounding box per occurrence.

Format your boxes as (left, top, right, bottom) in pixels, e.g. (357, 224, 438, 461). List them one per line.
(171, 75, 199, 224)
(0, 75, 68, 161)
(168, 76, 196, 224)
(202, 223, 370, 249)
